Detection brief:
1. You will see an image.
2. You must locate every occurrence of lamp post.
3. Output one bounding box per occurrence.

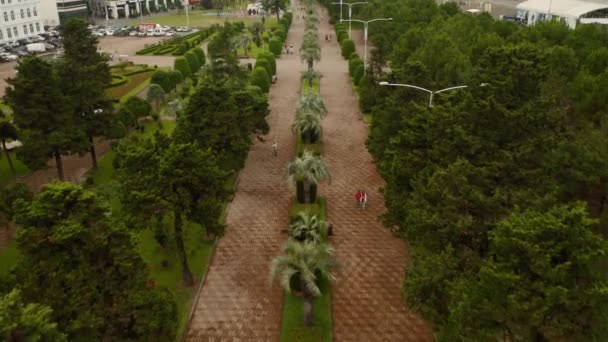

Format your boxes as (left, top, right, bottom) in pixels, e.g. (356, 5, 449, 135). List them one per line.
(378, 82, 489, 107)
(345, 2, 367, 39)
(331, 0, 343, 21)
(341, 17, 392, 75)
(184, 0, 190, 27)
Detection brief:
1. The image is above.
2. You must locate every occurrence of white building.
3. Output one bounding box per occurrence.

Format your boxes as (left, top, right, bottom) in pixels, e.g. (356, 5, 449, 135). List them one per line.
(55, 0, 87, 23)
(90, 0, 170, 20)
(39, 0, 59, 26)
(517, 0, 608, 28)
(0, 0, 45, 43)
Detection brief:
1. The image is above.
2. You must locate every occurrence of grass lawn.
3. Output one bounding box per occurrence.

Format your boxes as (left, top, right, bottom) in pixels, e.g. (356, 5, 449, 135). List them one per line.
(129, 11, 265, 28)
(282, 196, 332, 341)
(0, 151, 29, 186)
(106, 71, 154, 100)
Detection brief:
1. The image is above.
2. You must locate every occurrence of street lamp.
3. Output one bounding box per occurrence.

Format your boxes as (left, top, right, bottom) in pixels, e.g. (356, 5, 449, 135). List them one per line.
(345, 2, 367, 39)
(341, 18, 392, 75)
(331, 0, 344, 21)
(183, 0, 190, 27)
(379, 82, 489, 107)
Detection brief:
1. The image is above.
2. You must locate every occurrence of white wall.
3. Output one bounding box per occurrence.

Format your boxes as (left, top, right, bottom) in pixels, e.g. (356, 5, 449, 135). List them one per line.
(39, 0, 59, 26)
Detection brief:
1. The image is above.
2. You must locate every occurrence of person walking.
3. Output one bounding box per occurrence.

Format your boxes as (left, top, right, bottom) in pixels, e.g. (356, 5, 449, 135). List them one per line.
(289, 44, 294, 54)
(355, 190, 363, 208)
(362, 191, 368, 209)
(272, 141, 278, 156)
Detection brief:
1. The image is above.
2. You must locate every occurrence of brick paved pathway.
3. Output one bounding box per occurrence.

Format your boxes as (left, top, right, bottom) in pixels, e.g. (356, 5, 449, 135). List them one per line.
(316, 7, 434, 342)
(184, 10, 303, 342)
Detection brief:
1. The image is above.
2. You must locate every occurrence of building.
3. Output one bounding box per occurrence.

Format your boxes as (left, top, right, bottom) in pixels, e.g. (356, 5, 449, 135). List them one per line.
(39, 0, 59, 26)
(90, 0, 170, 20)
(516, 0, 608, 28)
(55, 0, 87, 23)
(0, 0, 45, 43)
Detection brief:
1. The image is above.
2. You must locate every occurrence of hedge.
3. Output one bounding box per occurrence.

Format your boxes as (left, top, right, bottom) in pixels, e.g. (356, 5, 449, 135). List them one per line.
(341, 39, 355, 59)
(251, 67, 270, 93)
(169, 69, 183, 87)
(191, 47, 206, 66)
(257, 51, 276, 75)
(184, 51, 201, 73)
(269, 38, 283, 57)
(349, 57, 363, 76)
(174, 56, 192, 77)
(108, 74, 128, 87)
(353, 64, 364, 85)
(255, 59, 272, 78)
(150, 70, 173, 93)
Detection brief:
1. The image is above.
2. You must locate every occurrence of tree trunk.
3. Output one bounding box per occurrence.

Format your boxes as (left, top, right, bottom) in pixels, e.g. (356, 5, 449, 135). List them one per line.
(276, 10, 280, 22)
(303, 130, 311, 144)
(174, 210, 194, 286)
(308, 59, 313, 71)
(155, 100, 159, 112)
(54, 150, 65, 181)
(308, 76, 313, 88)
(89, 135, 98, 170)
(303, 178, 311, 203)
(303, 289, 313, 326)
(1, 139, 15, 175)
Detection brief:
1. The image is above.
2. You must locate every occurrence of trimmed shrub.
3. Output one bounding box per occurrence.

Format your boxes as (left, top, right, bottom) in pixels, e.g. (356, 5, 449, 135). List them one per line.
(184, 51, 201, 72)
(349, 57, 363, 76)
(257, 51, 276, 75)
(341, 39, 355, 59)
(353, 64, 365, 85)
(269, 38, 283, 57)
(169, 70, 183, 86)
(275, 27, 286, 42)
(358, 75, 376, 113)
(337, 30, 348, 43)
(255, 59, 272, 78)
(349, 52, 359, 60)
(150, 70, 173, 93)
(251, 67, 270, 93)
(191, 47, 206, 66)
(174, 56, 192, 77)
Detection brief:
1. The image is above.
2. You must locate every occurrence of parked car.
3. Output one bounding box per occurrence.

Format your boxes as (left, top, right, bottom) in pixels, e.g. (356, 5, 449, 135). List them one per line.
(137, 31, 146, 37)
(105, 30, 115, 36)
(129, 30, 139, 36)
(0, 53, 18, 61)
(92, 31, 104, 37)
(8, 41, 20, 48)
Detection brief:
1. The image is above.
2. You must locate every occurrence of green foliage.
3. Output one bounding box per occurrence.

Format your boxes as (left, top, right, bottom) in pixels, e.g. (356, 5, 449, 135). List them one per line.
(174, 57, 192, 78)
(150, 69, 173, 93)
(146, 83, 165, 111)
(114, 134, 230, 285)
(0, 289, 67, 341)
(122, 96, 152, 128)
(257, 51, 277, 75)
(11, 183, 178, 340)
(286, 151, 330, 204)
(269, 37, 283, 56)
(251, 67, 271, 93)
(255, 58, 273, 78)
(184, 51, 201, 73)
(353, 64, 364, 85)
(191, 47, 206, 66)
(169, 69, 184, 86)
(5, 57, 89, 179)
(348, 56, 363, 76)
(340, 39, 355, 59)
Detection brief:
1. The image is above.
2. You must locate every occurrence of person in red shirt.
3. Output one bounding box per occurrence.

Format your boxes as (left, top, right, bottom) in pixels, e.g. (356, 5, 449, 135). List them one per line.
(355, 190, 363, 208)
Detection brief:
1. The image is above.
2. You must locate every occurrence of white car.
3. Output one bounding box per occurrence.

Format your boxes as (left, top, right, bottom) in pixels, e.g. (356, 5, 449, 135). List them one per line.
(129, 30, 139, 36)
(93, 31, 105, 37)
(0, 53, 18, 61)
(137, 31, 146, 37)
(105, 30, 115, 36)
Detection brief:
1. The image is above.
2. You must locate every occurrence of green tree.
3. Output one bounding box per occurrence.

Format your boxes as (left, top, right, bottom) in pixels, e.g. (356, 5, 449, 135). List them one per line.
(296, 91, 327, 117)
(302, 69, 320, 88)
(115, 135, 230, 286)
(174, 56, 192, 78)
(147, 83, 166, 111)
(5, 57, 88, 181)
(300, 42, 321, 71)
(58, 18, 114, 170)
(251, 67, 271, 93)
(340, 39, 355, 59)
(122, 96, 152, 129)
(270, 240, 335, 326)
(268, 37, 283, 56)
(0, 183, 32, 229)
(286, 150, 330, 203)
(0, 118, 18, 175)
(254, 58, 272, 78)
(0, 289, 67, 342)
(191, 46, 206, 65)
(444, 203, 608, 341)
(257, 51, 276, 75)
(151, 69, 174, 93)
(12, 182, 178, 340)
(231, 34, 252, 58)
(262, 0, 287, 21)
(184, 50, 201, 73)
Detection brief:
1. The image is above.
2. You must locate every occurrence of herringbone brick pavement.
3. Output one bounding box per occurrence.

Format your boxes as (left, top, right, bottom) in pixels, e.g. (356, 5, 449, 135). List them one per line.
(316, 7, 434, 342)
(184, 9, 305, 342)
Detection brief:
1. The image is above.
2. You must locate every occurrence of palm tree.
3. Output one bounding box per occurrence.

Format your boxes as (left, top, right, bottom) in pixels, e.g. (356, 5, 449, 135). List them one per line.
(270, 240, 335, 326)
(0, 119, 18, 175)
(300, 44, 321, 71)
(302, 30, 318, 46)
(302, 69, 320, 89)
(286, 150, 330, 203)
(293, 111, 321, 144)
(231, 34, 252, 58)
(289, 211, 323, 243)
(146, 84, 165, 112)
(296, 92, 327, 117)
